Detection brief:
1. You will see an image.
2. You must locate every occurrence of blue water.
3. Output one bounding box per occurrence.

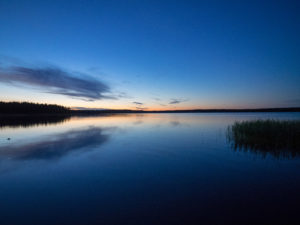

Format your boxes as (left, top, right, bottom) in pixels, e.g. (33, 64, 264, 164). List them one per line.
(0, 113, 300, 225)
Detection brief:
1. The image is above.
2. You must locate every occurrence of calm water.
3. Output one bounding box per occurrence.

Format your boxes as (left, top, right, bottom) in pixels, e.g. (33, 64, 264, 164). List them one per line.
(0, 113, 300, 225)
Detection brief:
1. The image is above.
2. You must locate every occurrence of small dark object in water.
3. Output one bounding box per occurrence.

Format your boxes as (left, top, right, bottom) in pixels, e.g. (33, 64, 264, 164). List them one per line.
(7, 138, 11, 140)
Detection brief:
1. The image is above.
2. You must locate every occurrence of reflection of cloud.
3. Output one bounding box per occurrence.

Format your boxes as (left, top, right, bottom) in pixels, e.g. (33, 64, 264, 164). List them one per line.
(170, 121, 181, 127)
(169, 98, 188, 104)
(133, 120, 144, 125)
(0, 64, 112, 101)
(0, 127, 110, 160)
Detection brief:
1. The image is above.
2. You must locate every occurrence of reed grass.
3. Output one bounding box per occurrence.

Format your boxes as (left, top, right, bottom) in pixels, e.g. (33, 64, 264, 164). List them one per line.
(227, 120, 300, 158)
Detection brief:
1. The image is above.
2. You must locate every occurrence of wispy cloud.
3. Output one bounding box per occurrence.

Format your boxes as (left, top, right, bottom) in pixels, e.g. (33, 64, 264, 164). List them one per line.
(116, 92, 132, 99)
(169, 98, 188, 104)
(0, 64, 113, 101)
(72, 107, 108, 110)
(136, 106, 148, 110)
(133, 101, 143, 105)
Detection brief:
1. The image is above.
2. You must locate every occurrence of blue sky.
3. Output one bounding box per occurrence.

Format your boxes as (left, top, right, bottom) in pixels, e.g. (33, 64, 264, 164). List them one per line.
(0, 0, 299, 109)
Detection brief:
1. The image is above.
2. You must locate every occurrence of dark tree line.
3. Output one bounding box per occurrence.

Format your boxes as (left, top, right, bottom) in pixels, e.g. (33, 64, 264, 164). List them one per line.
(0, 115, 71, 128)
(0, 101, 71, 114)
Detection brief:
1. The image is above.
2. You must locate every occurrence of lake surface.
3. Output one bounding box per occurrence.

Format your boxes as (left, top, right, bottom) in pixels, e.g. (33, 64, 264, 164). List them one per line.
(0, 113, 300, 225)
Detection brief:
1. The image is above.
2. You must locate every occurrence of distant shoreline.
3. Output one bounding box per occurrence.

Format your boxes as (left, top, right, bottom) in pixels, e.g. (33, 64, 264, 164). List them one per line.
(0, 103, 299, 128)
(1, 108, 300, 117)
(0, 102, 299, 115)
(70, 107, 300, 114)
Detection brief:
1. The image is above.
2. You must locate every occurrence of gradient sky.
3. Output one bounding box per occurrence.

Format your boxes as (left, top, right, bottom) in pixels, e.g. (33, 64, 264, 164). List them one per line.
(0, 0, 299, 110)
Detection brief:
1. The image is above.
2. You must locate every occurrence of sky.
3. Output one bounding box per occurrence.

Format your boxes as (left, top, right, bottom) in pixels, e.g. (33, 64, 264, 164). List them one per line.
(0, 0, 299, 110)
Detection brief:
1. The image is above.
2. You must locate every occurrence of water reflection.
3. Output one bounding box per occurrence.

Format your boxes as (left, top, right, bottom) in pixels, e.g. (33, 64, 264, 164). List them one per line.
(0, 113, 300, 225)
(0, 126, 110, 160)
(0, 115, 71, 128)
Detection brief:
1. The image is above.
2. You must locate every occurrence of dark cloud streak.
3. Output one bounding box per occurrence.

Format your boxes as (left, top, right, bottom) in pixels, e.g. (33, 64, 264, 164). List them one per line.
(169, 98, 188, 104)
(136, 106, 148, 110)
(0, 65, 112, 101)
(133, 101, 143, 105)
